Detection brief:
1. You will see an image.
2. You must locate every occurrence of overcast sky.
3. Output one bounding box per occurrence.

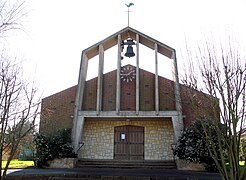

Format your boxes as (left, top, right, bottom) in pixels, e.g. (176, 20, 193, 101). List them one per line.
(5, 0, 246, 97)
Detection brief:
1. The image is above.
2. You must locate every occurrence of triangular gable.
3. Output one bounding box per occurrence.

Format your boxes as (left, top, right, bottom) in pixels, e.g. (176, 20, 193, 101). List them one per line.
(83, 27, 175, 59)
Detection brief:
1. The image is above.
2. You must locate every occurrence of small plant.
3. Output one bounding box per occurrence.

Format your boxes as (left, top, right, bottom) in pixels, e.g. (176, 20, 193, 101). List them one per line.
(34, 129, 76, 168)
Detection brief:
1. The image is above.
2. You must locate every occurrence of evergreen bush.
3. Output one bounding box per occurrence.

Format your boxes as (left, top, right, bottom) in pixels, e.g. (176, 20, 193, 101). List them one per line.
(173, 119, 226, 171)
(34, 129, 76, 168)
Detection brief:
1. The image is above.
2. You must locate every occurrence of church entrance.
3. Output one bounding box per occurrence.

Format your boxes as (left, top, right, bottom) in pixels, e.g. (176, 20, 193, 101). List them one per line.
(114, 125, 144, 160)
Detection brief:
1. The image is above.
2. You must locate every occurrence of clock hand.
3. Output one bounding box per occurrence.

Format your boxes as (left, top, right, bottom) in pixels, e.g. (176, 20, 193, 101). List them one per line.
(126, 70, 135, 76)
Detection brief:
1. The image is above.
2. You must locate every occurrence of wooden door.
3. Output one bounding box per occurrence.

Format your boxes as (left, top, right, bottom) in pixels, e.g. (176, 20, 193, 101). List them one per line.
(114, 125, 144, 160)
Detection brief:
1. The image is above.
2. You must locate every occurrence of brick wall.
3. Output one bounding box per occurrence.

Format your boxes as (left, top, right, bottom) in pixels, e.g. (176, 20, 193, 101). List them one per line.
(82, 78, 97, 110)
(81, 66, 177, 111)
(40, 66, 218, 134)
(121, 76, 136, 111)
(159, 77, 176, 111)
(40, 86, 76, 135)
(102, 70, 117, 111)
(139, 70, 155, 111)
(180, 84, 220, 127)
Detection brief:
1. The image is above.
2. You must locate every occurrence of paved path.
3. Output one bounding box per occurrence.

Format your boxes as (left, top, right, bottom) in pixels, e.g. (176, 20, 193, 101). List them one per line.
(7, 168, 222, 180)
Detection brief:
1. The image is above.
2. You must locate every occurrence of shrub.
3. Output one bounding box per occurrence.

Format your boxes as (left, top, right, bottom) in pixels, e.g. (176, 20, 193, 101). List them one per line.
(34, 129, 76, 168)
(173, 119, 226, 171)
(239, 138, 246, 161)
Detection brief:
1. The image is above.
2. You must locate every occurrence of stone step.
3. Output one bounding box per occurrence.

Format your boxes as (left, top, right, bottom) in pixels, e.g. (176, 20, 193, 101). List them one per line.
(76, 159, 176, 169)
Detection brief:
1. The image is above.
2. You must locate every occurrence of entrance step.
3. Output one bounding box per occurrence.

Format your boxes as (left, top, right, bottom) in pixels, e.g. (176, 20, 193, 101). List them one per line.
(76, 159, 176, 169)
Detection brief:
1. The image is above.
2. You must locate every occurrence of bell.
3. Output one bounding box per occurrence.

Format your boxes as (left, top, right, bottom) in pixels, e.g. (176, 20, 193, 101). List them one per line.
(125, 39, 135, 46)
(125, 45, 135, 58)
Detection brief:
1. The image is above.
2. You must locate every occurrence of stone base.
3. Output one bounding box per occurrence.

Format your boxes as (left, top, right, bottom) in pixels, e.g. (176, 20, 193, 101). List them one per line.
(176, 159, 206, 171)
(47, 158, 75, 168)
(80, 119, 175, 160)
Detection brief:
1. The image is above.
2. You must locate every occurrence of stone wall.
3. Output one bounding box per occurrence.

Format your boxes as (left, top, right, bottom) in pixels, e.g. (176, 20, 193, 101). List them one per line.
(80, 118, 175, 160)
(47, 158, 75, 168)
(176, 159, 206, 171)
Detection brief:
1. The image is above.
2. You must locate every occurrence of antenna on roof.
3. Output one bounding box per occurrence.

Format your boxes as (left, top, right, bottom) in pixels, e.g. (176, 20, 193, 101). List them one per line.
(125, 3, 134, 27)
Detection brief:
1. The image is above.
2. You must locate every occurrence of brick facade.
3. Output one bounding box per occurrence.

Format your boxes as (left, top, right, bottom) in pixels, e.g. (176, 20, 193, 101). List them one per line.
(139, 70, 155, 111)
(80, 66, 176, 112)
(82, 78, 97, 110)
(121, 75, 136, 111)
(40, 86, 76, 135)
(102, 70, 117, 111)
(40, 67, 212, 135)
(180, 84, 220, 127)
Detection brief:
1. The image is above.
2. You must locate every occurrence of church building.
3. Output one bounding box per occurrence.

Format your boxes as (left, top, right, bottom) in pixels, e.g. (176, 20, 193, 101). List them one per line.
(40, 27, 208, 163)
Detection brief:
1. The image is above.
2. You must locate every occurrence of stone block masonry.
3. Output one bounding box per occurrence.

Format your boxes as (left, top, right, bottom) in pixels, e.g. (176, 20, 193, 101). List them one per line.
(80, 118, 175, 160)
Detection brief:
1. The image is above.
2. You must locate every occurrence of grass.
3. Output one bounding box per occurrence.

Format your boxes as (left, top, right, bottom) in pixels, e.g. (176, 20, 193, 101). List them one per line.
(2, 159, 34, 169)
(224, 161, 245, 173)
(239, 161, 245, 172)
(239, 161, 245, 166)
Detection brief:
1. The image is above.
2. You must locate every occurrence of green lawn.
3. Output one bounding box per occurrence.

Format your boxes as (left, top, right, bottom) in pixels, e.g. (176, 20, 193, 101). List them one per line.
(224, 161, 245, 173)
(2, 160, 34, 169)
(239, 161, 245, 172)
(239, 161, 245, 166)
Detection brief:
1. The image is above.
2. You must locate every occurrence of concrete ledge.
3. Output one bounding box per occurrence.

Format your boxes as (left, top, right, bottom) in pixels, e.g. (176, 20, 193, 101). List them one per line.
(176, 159, 206, 171)
(47, 158, 75, 168)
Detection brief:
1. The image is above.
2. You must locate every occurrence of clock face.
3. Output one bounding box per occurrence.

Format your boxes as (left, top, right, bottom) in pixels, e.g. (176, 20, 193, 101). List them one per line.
(121, 65, 136, 83)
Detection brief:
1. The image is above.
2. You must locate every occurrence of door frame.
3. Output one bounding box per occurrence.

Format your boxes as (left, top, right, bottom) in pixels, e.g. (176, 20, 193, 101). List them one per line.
(114, 125, 144, 160)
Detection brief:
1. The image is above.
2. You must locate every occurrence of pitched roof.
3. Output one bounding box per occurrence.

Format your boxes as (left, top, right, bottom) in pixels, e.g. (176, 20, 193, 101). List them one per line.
(82, 26, 175, 60)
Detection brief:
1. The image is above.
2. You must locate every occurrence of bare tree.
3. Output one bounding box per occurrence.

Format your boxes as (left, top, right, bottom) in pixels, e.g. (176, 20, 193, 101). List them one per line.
(0, 0, 27, 37)
(182, 37, 246, 180)
(0, 1, 36, 179)
(0, 56, 40, 180)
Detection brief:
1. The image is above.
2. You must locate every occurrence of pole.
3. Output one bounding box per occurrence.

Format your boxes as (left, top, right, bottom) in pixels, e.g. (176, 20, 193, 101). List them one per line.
(128, 7, 129, 26)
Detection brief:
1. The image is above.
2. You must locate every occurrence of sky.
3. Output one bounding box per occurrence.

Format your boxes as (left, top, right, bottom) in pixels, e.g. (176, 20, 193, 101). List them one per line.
(5, 0, 246, 98)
